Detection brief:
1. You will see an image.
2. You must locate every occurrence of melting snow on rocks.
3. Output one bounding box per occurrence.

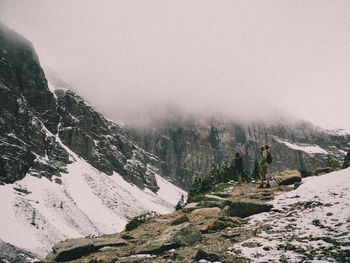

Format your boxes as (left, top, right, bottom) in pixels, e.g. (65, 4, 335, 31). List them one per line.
(229, 167, 350, 262)
(0, 157, 186, 258)
(274, 137, 329, 155)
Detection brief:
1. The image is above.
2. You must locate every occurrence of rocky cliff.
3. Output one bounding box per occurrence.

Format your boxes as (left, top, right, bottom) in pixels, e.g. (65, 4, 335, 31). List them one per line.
(0, 23, 159, 192)
(127, 118, 349, 190)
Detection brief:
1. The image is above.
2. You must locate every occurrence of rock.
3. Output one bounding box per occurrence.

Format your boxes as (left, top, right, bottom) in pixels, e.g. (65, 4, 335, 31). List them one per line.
(221, 232, 240, 239)
(274, 170, 302, 185)
(45, 238, 95, 262)
(135, 223, 201, 254)
(207, 217, 246, 232)
(343, 150, 350, 169)
(194, 248, 244, 263)
(242, 241, 262, 248)
(92, 237, 128, 249)
(194, 249, 220, 262)
(190, 207, 221, 218)
(45, 237, 128, 262)
(225, 200, 273, 218)
(247, 191, 274, 201)
(314, 167, 338, 176)
(171, 214, 190, 225)
(183, 202, 200, 213)
(204, 194, 225, 202)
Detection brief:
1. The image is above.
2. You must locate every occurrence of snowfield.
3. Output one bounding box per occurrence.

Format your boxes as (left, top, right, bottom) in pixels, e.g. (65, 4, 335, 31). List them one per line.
(230, 167, 350, 262)
(0, 157, 186, 258)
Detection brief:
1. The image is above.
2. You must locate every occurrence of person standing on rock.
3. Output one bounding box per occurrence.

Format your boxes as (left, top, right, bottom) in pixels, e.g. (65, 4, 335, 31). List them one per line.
(235, 153, 243, 185)
(259, 145, 271, 188)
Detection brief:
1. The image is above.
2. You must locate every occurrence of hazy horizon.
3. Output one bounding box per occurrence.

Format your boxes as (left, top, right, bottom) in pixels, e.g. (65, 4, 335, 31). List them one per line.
(1, 0, 349, 131)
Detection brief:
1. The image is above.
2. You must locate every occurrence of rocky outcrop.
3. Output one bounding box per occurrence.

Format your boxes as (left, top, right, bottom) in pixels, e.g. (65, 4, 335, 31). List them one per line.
(134, 222, 202, 254)
(0, 23, 70, 184)
(274, 170, 302, 185)
(127, 119, 349, 190)
(343, 150, 350, 169)
(0, 239, 38, 263)
(55, 89, 159, 191)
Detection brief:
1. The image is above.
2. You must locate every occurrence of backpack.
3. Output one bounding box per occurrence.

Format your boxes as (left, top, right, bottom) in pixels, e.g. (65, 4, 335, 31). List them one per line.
(266, 151, 272, 164)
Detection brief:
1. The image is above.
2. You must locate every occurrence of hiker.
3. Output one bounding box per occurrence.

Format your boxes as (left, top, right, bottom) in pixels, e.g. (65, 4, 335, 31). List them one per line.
(235, 153, 243, 185)
(259, 144, 271, 188)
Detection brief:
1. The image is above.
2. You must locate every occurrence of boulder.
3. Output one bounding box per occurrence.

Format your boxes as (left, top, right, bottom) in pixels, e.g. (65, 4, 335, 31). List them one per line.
(225, 200, 273, 218)
(45, 237, 128, 262)
(194, 248, 244, 263)
(45, 238, 95, 262)
(190, 207, 221, 218)
(135, 223, 201, 254)
(274, 170, 302, 185)
(171, 214, 190, 225)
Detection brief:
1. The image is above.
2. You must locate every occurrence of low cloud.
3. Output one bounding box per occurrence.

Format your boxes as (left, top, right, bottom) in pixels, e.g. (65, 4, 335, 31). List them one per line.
(1, 0, 349, 130)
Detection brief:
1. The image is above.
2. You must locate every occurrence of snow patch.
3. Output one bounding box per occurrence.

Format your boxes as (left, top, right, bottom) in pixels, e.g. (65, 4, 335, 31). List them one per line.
(231, 168, 350, 262)
(274, 137, 328, 155)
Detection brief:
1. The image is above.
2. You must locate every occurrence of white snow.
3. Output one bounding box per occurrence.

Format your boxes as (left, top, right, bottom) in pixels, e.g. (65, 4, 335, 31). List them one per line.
(0, 138, 186, 259)
(274, 137, 329, 155)
(230, 168, 350, 262)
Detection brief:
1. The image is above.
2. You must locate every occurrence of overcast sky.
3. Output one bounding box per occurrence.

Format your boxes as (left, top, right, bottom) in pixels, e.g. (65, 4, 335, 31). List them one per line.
(1, 0, 349, 130)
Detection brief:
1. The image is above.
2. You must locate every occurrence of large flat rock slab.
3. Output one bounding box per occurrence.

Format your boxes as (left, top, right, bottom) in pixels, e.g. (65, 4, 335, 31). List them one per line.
(135, 222, 202, 254)
(45, 237, 128, 262)
(275, 170, 302, 185)
(226, 200, 273, 218)
(190, 207, 221, 218)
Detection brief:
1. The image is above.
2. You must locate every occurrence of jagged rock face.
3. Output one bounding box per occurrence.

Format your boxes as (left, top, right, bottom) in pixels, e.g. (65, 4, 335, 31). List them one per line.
(343, 150, 350, 169)
(0, 24, 69, 184)
(56, 89, 159, 191)
(127, 120, 349, 190)
(0, 24, 159, 192)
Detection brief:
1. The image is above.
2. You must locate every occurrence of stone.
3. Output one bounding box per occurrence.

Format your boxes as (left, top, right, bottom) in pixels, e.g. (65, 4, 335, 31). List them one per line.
(204, 194, 225, 202)
(225, 200, 273, 218)
(207, 217, 246, 232)
(194, 249, 220, 262)
(135, 223, 201, 254)
(171, 214, 190, 225)
(221, 232, 240, 239)
(314, 167, 338, 176)
(183, 202, 200, 213)
(190, 207, 221, 218)
(92, 237, 128, 248)
(45, 238, 95, 262)
(242, 241, 262, 248)
(45, 237, 128, 262)
(274, 170, 302, 185)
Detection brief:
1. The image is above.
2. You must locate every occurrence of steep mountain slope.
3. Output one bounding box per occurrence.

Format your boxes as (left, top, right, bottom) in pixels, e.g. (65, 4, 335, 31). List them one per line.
(0, 23, 160, 192)
(0, 24, 186, 259)
(126, 118, 349, 190)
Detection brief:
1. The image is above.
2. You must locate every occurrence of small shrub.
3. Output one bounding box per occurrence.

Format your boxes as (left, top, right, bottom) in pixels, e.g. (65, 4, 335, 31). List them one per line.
(299, 168, 313, 178)
(125, 211, 158, 231)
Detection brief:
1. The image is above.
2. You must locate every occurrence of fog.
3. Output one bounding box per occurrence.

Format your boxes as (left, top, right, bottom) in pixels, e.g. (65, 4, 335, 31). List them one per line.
(1, 0, 349, 130)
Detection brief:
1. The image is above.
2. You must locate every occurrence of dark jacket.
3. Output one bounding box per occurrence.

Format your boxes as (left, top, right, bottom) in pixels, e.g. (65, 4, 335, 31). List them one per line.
(235, 156, 243, 173)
